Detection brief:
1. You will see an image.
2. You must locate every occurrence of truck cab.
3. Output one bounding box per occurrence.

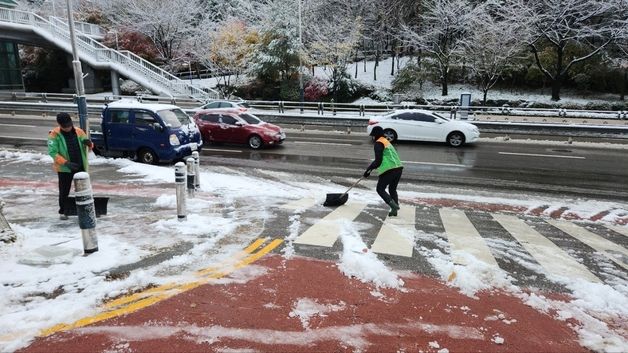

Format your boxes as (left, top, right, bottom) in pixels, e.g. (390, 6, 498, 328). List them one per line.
(91, 99, 202, 164)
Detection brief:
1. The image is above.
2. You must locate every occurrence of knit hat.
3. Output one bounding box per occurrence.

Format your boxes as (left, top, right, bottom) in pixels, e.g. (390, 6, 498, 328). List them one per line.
(56, 112, 73, 128)
(369, 126, 384, 137)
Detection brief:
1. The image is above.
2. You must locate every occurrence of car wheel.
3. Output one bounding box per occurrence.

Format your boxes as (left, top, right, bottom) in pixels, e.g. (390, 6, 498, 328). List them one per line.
(248, 135, 263, 149)
(383, 129, 397, 142)
(447, 131, 465, 147)
(137, 148, 158, 164)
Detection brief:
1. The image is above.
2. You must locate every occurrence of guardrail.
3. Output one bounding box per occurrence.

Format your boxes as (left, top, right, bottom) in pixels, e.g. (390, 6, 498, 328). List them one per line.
(1, 91, 627, 121)
(1, 101, 627, 139)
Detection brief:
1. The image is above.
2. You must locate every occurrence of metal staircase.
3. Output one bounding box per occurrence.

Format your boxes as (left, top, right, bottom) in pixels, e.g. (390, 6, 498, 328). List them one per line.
(0, 8, 219, 101)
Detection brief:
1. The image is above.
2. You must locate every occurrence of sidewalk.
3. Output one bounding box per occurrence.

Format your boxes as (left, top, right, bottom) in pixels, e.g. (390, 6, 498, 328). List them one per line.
(1, 148, 626, 352)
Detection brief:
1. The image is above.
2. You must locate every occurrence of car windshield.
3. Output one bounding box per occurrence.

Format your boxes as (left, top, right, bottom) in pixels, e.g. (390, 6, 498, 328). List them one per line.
(238, 102, 251, 108)
(239, 113, 262, 125)
(157, 109, 191, 128)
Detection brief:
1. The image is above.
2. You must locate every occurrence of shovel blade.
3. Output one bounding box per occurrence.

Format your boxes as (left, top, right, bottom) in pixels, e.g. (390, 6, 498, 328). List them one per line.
(323, 193, 348, 207)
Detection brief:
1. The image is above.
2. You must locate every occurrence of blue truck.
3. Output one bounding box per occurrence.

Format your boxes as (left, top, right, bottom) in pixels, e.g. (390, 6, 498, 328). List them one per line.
(90, 99, 202, 164)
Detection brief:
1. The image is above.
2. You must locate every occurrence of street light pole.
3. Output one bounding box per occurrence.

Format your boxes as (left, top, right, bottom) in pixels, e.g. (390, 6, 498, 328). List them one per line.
(298, 0, 304, 113)
(66, 0, 89, 135)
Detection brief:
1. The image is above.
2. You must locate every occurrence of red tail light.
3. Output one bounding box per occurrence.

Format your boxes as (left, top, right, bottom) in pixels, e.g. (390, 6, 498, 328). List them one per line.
(368, 120, 378, 125)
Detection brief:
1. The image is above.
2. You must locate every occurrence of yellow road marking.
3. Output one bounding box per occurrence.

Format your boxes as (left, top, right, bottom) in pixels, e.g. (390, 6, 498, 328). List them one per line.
(40, 238, 283, 337)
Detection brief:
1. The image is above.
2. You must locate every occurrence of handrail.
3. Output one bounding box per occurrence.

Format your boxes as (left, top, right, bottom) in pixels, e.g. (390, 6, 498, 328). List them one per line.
(1, 91, 627, 121)
(0, 8, 219, 101)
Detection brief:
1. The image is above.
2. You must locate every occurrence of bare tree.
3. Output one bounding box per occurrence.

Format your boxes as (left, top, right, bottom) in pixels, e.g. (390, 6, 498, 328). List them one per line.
(462, 0, 530, 105)
(108, 0, 205, 67)
(526, 0, 625, 101)
(304, 0, 363, 100)
(401, 0, 478, 96)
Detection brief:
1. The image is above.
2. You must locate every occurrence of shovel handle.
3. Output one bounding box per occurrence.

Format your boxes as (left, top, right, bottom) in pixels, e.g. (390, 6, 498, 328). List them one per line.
(340, 176, 364, 197)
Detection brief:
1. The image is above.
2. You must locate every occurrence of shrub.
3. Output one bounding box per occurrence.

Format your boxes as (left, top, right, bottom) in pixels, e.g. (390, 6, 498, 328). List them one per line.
(304, 77, 328, 101)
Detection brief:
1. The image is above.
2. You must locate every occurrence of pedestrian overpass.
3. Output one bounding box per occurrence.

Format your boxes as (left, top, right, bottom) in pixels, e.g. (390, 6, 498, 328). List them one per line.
(0, 7, 219, 101)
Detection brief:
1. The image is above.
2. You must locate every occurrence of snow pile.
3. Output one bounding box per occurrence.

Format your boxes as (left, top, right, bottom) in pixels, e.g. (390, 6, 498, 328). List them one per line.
(288, 298, 346, 329)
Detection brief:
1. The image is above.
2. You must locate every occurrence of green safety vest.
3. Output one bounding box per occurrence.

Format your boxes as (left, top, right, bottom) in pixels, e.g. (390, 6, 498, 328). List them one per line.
(376, 137, 403, 174)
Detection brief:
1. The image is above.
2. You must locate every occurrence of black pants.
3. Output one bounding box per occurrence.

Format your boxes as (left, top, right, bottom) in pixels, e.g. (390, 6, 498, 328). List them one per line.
(58, 172, 74, 215)
(376, 167, 403, 205)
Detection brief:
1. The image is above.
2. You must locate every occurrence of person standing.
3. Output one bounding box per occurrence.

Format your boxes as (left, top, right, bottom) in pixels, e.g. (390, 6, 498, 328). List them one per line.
(48, 112, 92, 220)
(363, 126, 403, 216)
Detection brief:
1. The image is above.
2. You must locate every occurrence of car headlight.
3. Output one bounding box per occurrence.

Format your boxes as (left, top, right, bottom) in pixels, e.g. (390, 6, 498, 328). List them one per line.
(169, 134, 180, 146)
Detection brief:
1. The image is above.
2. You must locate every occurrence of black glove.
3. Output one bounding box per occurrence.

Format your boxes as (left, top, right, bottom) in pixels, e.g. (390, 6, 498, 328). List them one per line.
(363, 169, 372, 178)
(65, 161, 80, 172)
(82, 139, 92, 146)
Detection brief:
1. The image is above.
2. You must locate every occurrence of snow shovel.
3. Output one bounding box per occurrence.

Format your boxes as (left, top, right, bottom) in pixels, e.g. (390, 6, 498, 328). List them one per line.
(323, 177, 364, 207)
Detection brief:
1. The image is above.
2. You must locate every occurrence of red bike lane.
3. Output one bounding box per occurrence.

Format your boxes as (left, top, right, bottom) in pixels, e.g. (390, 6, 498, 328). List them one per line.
(19, 254, 587, 353)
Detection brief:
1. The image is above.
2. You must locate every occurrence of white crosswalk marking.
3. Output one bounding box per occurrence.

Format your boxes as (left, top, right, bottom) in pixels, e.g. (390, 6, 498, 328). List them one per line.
(294, 202, 366, 247)
(606, 225, 628, 238)
(280, 197, 318, 211)
(440, 208, 498, 267)
(492, 214, 601, 283)
(547, 220, 628, 270)
(370, 205, 415, 257)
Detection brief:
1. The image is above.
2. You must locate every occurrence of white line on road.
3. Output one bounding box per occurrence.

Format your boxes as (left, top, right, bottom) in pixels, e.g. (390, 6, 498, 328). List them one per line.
(440, 208, 498, 267)
(547, 219, 627, 270)
(492, 213, 600, 283)
(0, 123, 37, 128)
(404, 161, 468, 168)
(294, 202, 366, 247)
(370, 205, 416, 257)
(292, 141, 353, 146)
(203, 148, 243, 153)
(498, 151, 585, 159)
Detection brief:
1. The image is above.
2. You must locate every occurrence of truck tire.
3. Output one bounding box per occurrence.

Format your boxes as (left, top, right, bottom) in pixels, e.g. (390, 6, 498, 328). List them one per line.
(137, 148, 158, 164)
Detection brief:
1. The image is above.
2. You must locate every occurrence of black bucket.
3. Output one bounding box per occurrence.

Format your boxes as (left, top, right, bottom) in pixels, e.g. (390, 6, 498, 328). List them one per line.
(64, 196, 109, 217)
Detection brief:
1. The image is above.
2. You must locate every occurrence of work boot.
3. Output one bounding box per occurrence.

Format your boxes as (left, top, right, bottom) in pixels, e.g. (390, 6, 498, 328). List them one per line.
(387, 200, 400, 217)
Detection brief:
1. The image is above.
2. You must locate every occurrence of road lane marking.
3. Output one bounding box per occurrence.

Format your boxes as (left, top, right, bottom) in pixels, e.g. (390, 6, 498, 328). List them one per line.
(293, 141, 353, 146)
(498, 152, 585, 159)
(547, 220, 627, 270)
(0, 123, 37, 128)
(294, 202, 366, 247)
(606, 225, 628, 238)
(492, 214, 600, 283)
(41, 238, 283, 337)
(440, 208, 498, 267)
(370, 205, 415, 257)
(405, 161, 468, 167)
(203, 148, 243, 153)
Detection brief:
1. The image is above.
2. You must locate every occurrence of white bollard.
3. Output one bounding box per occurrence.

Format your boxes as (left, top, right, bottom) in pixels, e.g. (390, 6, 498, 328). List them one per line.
(192, 151, 200, 190)
(73, 172, 98, 254)
(175, 162, 187, 221)
(186, 158, 195, 198)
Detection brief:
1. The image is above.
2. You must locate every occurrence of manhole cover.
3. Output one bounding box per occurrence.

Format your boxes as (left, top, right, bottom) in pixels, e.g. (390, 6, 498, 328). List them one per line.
(551, 149, 573, 153)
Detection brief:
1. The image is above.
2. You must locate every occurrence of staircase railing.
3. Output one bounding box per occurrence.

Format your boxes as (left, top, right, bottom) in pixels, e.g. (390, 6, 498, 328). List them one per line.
(0, 8, 219, 101)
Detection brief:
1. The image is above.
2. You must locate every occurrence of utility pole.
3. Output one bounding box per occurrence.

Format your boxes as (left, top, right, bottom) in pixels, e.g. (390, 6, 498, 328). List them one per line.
(298, 0, 304, 113)
(66, 0, 89, 136)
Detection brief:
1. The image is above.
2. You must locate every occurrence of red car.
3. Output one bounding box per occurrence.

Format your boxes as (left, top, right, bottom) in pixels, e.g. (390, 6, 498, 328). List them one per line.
(193, 109, 286, 149)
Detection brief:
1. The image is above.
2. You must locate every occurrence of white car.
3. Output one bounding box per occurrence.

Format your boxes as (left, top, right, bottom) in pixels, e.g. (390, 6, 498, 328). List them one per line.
(366, 109, 480, 147)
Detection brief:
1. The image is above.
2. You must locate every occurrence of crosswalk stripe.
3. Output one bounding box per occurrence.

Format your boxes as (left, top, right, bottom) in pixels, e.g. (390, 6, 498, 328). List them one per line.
(440, 208, 498, 267)
(492, 214, 601, 283)
(547, 220, 628, 270)
(370, 205, 415, 257)
(606, 225, 628, 238)
(294, 202, 366, 247)
(280, 197, 319, 211)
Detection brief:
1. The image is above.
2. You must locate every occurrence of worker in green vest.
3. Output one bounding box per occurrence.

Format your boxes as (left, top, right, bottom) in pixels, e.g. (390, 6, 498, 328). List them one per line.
(363, 126, 404, 216)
